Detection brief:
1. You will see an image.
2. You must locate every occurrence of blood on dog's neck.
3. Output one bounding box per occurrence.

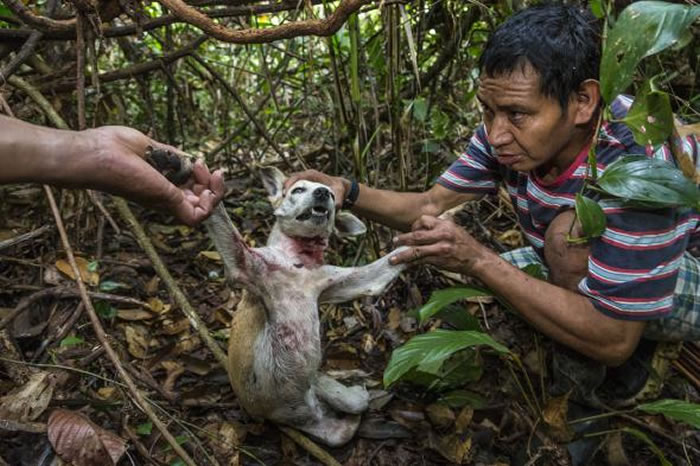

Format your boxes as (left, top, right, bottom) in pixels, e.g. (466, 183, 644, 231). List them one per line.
(270, 230, 329, 268)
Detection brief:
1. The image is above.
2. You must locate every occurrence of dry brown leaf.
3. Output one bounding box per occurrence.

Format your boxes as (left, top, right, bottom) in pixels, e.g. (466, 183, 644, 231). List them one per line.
(428, 430, 472, 464)
(48, 409, 127, 466)
(43, 265, 63, 285)
(96, 387, 118, 401)
(454, 406, 474, 434)
(387, 307, 401, 330)
(542, 392, 574, 442)
(198, 250, 222, 261)
(123, 324, 151, 359)
(425, 403, 455, 430)
(162, 318, 190, 335)
(606, 431, 630, 466)
(145, 275, 160, 295)
(161, 361, 185, 395)
(55, 257, 99, 287)
(116, 309, 155, 321)
(147, 297, 170, 314)
(203, 420, 247, 465)
(362, 333, 376, 353)
(0, 371, 54, 421)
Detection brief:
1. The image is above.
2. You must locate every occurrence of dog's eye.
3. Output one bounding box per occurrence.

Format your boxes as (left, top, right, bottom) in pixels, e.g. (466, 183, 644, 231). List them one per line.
(291, 187, 306, 195)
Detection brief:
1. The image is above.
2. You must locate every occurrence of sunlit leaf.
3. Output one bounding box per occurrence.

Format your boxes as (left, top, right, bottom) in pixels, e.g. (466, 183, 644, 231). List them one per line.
(590, 0, 605, 19)
(136, 422, 153, 436)
(600, 1, 700, 102)
(99, 280, 128, 292)
(60, 336, 85, 347)
(637, 398, 700, 428)
(622, 78, 674, 146)
(596, 156, 700, 209)
(621, 427, 671, 466)
(383, 330, 509, 387)
(417, 287, 492, 325)
(574, 193, 606, 239)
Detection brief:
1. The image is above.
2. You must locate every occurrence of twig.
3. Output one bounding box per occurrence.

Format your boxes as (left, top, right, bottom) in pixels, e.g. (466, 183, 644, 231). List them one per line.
(76, 13, 87, 131)
(0, 30, 42, 82)
(11, 72, 197, 466)
(113, 198, 228, 368)
(158, 0, 370, 44)
(0, 225, 53, 252)
(278, 426, 342, 466)
(44, 185, 198, 466)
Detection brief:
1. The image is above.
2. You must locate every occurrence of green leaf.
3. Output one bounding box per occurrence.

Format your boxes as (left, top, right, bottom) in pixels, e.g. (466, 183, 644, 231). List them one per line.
(60, 336, 85, 347)
(620, 427, 672, 466)
(436, 305, 482, 331)
(596, 156, 700, 209)
(600, 2, 700, 102)
(136, 422, 153, 435)
(438, 389, 487, 409)
(95, 301, 117, 319)
(87, 261, 99, 273)
(400, 349, 483, 391)
(383, 330, 509, 387)
(637, 399, 700, 428)
(590, 0, 605, 19)
(575, 193, 607, 239)
(0, 5, 14, 18)
(622, 78, 674, 146)
(411, 97, 428, 122)
(521, 264, 546, 281)
(417, 286, 492, 326)
(99, 280, 128, 292)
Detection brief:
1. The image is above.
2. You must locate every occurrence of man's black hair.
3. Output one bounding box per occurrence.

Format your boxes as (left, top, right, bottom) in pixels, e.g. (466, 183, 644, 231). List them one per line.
(478, 4, 601, 109)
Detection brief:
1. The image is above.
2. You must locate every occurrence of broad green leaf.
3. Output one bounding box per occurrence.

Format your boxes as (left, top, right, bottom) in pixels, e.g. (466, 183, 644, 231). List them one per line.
(436, 305, 482, 331)
(417, 286, 492, 325)
(596, 156, 700, 209)
(574, 193, 606, 239)
(521, 264, 546, 281)
(622, 78, 674, 146)
(438, 389, 487, 409)
(637, 399, 700, 428)
(60, 336, 85, 347)
(87, 260, 99, 273)
(621, 427, 671, 466)
(0, 5, 14, 18)
(383, 330, 509, 387)
(600, 2, 700, 102)
(401, 349, 482, 391)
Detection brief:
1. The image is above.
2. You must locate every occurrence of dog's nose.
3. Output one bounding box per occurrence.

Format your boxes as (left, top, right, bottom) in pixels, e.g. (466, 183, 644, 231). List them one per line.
(313, 187, 330, 201)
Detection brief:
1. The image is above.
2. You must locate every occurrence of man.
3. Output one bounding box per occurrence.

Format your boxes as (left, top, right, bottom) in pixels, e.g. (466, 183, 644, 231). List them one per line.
(0, 115, 224, 225)
(287, 4, 699, 400)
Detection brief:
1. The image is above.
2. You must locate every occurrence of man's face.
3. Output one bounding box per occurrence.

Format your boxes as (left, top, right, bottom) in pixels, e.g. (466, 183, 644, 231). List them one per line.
(477, 65, 582, 175)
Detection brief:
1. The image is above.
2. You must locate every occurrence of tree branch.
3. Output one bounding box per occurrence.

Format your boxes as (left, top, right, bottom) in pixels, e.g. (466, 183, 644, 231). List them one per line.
(2, 0, 75, 32)
(158, 0, 371, 43)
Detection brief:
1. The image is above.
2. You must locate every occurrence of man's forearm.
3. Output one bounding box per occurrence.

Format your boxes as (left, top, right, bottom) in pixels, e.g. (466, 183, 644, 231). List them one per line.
(471, 250, 645, 366)
(0, 115, 92, 186)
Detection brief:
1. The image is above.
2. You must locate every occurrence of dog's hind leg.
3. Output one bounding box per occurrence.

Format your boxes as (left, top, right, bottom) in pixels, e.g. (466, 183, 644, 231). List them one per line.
(297, 412, 362, 447)
(314, 374, 369, 414)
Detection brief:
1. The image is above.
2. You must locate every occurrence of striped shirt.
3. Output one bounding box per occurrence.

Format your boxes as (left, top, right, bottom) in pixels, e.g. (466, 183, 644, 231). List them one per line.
(437, 95, 700, 320)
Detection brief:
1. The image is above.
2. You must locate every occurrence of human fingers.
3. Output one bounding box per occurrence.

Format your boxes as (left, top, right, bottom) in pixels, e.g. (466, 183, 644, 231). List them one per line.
(410, 215, 441, 232)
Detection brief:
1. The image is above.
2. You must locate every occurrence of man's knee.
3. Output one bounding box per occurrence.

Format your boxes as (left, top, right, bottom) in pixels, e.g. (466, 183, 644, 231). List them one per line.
(544, 209, 590, 292)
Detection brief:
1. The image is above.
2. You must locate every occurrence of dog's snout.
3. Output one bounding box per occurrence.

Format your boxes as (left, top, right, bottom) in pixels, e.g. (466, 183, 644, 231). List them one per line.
(313, 187, 330, 201)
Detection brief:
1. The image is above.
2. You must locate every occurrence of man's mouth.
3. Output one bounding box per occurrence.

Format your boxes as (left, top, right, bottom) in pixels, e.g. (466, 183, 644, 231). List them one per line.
(296, 206, 330, 221)
(496, 154, 522, 166)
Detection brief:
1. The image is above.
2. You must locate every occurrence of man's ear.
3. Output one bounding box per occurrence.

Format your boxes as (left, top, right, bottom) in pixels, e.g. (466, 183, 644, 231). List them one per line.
(334, 212, 367, 238)
(259, 166, 286, 204)
(573, 79, 601, 125)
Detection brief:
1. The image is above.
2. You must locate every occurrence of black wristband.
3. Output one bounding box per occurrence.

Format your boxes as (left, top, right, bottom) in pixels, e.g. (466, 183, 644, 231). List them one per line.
(342, 179, 359, 210)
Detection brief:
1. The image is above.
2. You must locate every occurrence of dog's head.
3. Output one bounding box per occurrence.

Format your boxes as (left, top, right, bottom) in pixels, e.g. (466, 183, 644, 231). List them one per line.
(260, 166, 366, 239)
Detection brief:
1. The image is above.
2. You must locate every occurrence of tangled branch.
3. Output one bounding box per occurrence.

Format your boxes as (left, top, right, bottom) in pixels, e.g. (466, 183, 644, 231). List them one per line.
(158, 0, 371, 43)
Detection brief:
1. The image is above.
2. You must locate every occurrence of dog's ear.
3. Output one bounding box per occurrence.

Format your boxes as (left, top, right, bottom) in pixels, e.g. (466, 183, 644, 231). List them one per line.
(259, 166, 286, 204)
(334, 212, 367, 238)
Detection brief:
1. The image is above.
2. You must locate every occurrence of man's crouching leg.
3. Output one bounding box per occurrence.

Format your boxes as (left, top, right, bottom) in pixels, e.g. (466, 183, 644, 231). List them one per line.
(544, 209, 607, 405)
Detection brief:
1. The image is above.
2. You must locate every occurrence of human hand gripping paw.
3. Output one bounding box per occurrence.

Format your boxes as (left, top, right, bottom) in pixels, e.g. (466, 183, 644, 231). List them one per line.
(390, 215, 486, 274)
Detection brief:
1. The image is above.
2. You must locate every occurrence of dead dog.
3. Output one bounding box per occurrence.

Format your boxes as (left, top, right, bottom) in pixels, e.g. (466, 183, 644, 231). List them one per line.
(148, 152, 407, 446)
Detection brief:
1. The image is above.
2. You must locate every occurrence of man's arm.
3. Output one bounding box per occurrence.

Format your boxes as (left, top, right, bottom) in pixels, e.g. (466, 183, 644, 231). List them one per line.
(0, 115, 224, 225)
(285, 170, 481, 231)
(392, 216, 645, 366)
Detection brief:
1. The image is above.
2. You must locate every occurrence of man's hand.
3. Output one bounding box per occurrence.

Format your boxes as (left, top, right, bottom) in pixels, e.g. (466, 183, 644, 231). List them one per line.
(86, 126, 225, 226)
(284, 169, 349, 209)
(390, 216, 490, 274)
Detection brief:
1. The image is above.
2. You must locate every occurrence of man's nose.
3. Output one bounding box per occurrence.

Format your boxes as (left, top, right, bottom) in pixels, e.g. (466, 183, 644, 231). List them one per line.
(487, 114, 513, 148)
(313, 187, 330, 200)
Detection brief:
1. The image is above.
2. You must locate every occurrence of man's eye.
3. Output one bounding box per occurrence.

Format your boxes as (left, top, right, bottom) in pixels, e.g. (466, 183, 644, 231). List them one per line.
(510, 111, 525, 122)
(292, 187, 305, 194)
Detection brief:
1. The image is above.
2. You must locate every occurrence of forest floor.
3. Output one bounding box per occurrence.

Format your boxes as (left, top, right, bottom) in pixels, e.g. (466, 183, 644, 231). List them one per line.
(1, 171, 699, 466)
